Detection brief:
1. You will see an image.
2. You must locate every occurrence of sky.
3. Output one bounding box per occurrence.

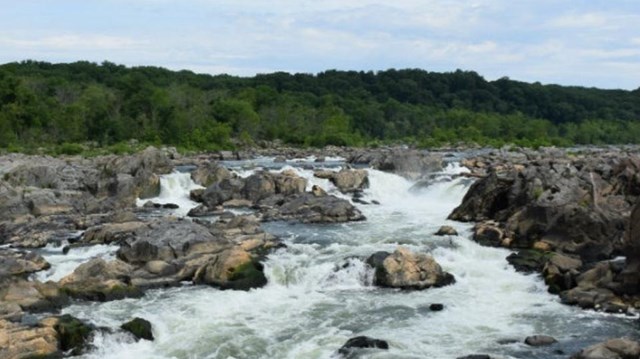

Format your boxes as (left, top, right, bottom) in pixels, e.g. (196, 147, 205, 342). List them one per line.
(0, 0, 639, 90)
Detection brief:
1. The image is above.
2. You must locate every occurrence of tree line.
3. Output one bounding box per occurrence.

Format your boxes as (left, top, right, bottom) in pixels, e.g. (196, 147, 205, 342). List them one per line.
(1, 60, 639, 152)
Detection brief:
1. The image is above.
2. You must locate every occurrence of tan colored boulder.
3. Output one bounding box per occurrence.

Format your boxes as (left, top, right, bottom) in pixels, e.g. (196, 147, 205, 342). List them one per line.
(0, 319, 59, 359)
(330, 169, 369, 193)
(59, 258, 141, 301)
(368, 247, 455, 289)
(571, 338, 640, 359)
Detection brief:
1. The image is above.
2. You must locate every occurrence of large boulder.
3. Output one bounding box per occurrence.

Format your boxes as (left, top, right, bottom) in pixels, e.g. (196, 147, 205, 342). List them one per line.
(0, 318, 59, 358)
(327, 169, 369, 193)
(366, 247, 455, 290)
(59, 258, 141, 301)
(191, 162, 233, 187)
(571, 338, 640, 359)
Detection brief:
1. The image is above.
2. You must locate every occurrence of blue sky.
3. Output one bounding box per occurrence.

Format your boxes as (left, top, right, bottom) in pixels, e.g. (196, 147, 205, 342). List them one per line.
(1, 0, 639, 89)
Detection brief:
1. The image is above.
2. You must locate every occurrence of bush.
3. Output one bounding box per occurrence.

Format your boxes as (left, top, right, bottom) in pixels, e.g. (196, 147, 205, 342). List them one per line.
(57, 143, 85, 156)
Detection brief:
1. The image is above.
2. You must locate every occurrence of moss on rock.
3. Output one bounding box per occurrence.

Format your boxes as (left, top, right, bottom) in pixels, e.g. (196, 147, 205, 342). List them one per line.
(120, 317, 154, 341)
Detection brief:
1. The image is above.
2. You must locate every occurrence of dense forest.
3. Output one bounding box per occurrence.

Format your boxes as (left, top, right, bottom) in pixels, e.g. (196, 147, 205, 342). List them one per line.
(1, 60, 639, 152)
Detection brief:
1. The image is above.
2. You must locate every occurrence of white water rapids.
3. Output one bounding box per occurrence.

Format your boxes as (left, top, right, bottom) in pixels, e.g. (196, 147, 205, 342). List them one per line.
(45, 163, 635, 358)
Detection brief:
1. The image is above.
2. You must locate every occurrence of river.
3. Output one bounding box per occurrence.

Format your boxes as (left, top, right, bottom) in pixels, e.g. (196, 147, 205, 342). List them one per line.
(36, 159, 636, 358)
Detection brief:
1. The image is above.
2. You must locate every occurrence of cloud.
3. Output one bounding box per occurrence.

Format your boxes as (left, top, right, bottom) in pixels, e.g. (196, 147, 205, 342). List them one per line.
(0, 34, 140, 51)
(0, 0, 638, 89)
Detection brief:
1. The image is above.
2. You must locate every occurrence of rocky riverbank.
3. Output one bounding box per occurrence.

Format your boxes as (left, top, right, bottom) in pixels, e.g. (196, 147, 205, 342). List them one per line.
(2, 145, 640, 358)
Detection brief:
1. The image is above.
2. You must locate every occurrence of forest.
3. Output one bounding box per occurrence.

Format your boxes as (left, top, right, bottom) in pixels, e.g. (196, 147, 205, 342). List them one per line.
(1, 60, 639, 152)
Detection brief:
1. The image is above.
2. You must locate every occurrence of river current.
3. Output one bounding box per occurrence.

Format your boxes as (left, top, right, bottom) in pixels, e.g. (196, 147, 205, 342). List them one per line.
(37, 158, 637, 358)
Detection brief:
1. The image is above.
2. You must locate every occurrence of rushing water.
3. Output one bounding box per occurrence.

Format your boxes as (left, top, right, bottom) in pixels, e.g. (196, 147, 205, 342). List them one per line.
(45, 162, 637, 359)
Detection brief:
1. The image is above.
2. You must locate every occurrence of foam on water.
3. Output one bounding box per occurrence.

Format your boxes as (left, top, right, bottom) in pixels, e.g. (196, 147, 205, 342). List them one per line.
(63, 164, 636, 359)
(35, 241, 119, 282)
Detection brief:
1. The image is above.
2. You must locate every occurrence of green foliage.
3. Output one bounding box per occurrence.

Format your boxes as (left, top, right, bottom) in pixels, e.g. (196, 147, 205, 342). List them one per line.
(0, 60, 639, 151)
(56, 142, 85, 156)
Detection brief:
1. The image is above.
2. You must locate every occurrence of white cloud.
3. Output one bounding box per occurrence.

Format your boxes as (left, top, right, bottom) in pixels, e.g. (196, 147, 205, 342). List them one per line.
(0, 34, 140, 51)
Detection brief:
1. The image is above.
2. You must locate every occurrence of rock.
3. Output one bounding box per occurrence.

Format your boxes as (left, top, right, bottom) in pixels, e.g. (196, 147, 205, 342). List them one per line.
(571, 338, 640, 359)
(1, 279, 68, 313)
(59, 258, 141, 301)
(0, 249, 50, 279)
(457, 356, 492, 359)
(121, 317, 154, 341)
(429, 303, 444, 311)
(330, 169, 369, 193)
(0, 318, 60, 358)
(260, 193, 365, 223)
(187, 204, 224, 217)
(435, 225, 458, 236)
(338, 336, 389, 356)
(620, 200, 640, 295)
(201, 177, 245, 207)
(367, 247, 455, 290)
(311, 185, 327, 197)
(223, 199, 253, 208)
(81, 221, 146, 245)
(507, 250, 552, 273)
(273, 156, 287, 163)
(350, 149, 443, 180)
(191, 162, 232, 187)
(192, 248, 267, 290)
(524, 335, 558, 347)
(162, 203, 179, 209)
(449, 172, 514, 222)
(472, 222, 506, 247)
(190, 188, 205, 202)
(54, 314, 95, 355)
(313, 170, 335, 179)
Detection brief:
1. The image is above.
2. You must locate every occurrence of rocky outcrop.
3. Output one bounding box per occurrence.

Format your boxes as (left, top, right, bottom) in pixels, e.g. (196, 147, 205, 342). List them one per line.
(60, 216, 280, 294)
(366, 247, 455, 290)
(571, 338, 640, 359)
(349, 149, 443, 180)
(260, 193, 366, 223)
(449, 150, 640, 310)
(0, 147, 173, 224)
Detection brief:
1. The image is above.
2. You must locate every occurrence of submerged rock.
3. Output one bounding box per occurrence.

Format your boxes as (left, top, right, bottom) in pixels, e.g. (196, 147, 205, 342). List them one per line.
(524, 335, 558, 347)
(338, 336, 389, 356)
(367, 247, 455, 290)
